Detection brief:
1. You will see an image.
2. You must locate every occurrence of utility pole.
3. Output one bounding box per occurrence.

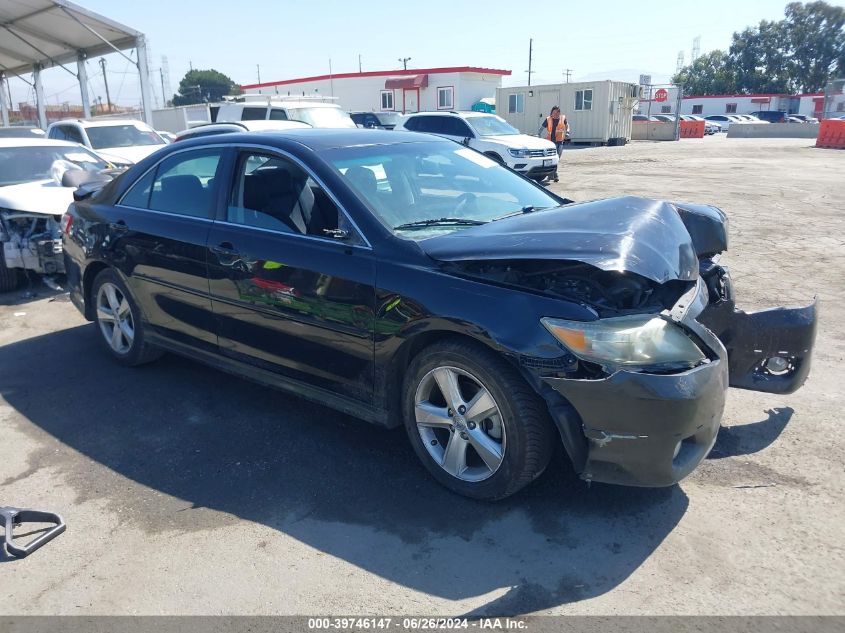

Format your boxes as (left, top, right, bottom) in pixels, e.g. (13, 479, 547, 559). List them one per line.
(359, 54, 362, 73)
(189, 60, 193, 71)
(99, 58, 112, 112)
(563, 68, 573, 83)
(329, 58, 334, 97)
(398, 57, 411, 71)
(159, 69, 167, 107)
(257, 64, 261, 84)
(526, 39, 534, 86)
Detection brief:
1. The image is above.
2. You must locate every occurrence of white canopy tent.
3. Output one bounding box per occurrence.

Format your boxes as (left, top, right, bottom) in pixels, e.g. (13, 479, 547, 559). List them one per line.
(0, 0, 153, 128)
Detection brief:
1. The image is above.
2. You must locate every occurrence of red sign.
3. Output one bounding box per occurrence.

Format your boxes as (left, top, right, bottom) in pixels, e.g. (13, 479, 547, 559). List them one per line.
(654, 88, 669, 102)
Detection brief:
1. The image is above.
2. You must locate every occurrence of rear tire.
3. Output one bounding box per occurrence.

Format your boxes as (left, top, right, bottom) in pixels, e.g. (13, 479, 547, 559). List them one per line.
(402, 339, 555, 500)
(91, 268, 162, 366)
(0, 254, 21, 293)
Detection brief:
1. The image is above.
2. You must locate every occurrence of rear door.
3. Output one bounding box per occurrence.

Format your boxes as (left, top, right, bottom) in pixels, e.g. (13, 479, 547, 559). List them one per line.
(205, 147, 377, 403)
(113, 146, 227, 351)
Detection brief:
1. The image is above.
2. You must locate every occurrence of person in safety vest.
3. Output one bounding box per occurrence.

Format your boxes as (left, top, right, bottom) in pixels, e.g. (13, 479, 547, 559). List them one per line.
(539, 105, 568, 182)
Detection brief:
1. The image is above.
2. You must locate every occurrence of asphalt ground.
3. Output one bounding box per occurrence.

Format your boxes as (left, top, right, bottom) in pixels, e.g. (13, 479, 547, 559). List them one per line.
(1, 136, 842, 616)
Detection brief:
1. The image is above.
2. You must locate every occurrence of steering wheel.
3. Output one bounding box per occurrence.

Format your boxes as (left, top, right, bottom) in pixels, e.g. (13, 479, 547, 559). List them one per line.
(454, 192, 479, 217)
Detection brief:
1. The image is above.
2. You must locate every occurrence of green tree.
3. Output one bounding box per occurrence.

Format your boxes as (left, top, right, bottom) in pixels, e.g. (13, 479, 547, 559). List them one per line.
(672, 1, 845, 95)
(172, 69, 240, 106)
(672, 51, 738, 95)
(782, 1, 845, 92)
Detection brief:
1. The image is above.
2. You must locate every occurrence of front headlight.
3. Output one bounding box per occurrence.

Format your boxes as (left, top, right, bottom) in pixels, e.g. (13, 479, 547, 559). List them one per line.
(508, 148, 529, 158)
(541, 315, 707, 370)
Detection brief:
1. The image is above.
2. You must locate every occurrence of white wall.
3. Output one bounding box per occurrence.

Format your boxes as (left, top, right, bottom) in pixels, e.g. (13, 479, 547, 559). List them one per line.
(246, 72, 501, 114)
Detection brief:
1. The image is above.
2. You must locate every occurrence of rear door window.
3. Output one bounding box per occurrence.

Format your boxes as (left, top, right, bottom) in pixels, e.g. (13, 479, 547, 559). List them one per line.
(269, 109, 288, 121)
(120, 148, 224, 218)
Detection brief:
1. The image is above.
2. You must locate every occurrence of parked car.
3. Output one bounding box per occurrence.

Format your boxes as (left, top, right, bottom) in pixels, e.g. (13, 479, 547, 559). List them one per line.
(350, 112, 403, 130)
(749, 110, 789, 123)
(703, 115, 743, 131)
(652, 114, 677, 123)
(62, 129, 817, 500)
(0, 126, 45, 138)
(47, 118, 168, 167)
(789, 115, 818, 123)
(632, 114, 659, 122)
(0, 138, 114, 290)
(395, 111, 558, 182)
(680, 115, 720, 135)
(733, 115, 768, 124)
(174, 120, 311, 142)
(215, 96, 356, 129)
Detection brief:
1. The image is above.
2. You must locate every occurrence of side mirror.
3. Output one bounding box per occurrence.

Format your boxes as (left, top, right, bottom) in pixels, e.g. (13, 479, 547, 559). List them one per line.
(462, 137, 472, 146)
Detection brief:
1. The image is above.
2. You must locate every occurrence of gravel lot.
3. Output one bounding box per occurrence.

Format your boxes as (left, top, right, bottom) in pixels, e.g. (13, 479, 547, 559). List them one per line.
(1, 136, 843, 616)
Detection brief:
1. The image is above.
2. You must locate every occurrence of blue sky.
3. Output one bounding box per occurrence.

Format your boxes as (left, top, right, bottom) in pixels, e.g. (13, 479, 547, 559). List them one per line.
(6, 0, 840, 109)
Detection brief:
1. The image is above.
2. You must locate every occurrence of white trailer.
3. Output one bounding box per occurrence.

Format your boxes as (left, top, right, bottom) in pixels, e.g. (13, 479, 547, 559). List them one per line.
(497, 80, 638, 144)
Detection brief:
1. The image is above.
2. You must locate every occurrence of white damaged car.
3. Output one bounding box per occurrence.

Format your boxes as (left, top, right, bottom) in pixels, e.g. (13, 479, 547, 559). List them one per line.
(0, 138, 114, 291)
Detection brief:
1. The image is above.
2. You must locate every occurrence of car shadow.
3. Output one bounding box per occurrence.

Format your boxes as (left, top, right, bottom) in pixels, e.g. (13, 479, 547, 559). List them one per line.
(708, 407, 794, 460)
(1, 325, 689, 614)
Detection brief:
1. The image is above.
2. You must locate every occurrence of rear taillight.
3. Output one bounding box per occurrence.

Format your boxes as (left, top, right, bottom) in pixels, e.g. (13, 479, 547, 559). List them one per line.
(61, 213, 73, 235)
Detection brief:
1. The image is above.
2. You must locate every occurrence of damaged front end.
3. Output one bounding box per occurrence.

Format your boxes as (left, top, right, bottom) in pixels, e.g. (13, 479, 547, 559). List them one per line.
(426, 196, 817, 487)
(0, 209, 65, 276)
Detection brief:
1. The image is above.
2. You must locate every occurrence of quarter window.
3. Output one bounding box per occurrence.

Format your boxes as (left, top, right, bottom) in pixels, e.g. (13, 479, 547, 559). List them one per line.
(437, 86, 454, 110)
(380, 90, 394, 111)
(228, 152, 342, 238)
(121, 148, 223, 218)
(241, 107, 267, 121)
(269, 109, 288, 120)
(508, 93, 525, 114)
(575, 89, 593, 111)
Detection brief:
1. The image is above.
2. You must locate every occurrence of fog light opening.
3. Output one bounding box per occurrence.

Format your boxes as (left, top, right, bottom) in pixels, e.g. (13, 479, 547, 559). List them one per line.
(764, 356, 792, 376)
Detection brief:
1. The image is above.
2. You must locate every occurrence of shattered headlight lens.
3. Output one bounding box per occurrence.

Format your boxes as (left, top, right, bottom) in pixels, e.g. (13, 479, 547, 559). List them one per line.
(541, 315, 707, 370)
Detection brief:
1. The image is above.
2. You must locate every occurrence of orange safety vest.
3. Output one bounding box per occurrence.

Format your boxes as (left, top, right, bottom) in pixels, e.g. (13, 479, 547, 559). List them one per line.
(545, 116, 566, 142)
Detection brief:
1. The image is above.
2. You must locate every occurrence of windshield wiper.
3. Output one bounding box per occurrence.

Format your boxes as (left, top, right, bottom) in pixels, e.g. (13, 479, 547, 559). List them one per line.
(393, 218, 488, 230)
(492, 205, 552, 221)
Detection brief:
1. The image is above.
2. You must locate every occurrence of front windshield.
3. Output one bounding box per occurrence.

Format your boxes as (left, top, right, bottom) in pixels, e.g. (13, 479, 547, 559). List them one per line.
(86, 124, 164, 149)
(326, 140, 561, 239)
(466, 115, 520, 136)
(287, 107, 356, 128)
(0, 145, 109, 186)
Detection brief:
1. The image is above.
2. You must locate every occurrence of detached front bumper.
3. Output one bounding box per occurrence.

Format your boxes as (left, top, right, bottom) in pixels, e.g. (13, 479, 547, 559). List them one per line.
(536, 271, 817, 488)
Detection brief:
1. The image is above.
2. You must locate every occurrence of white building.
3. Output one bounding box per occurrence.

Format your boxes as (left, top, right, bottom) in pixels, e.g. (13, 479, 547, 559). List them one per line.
(497, 81, 638, 144)
(240, 66, 510, 114)
(639, 88, 845, 119)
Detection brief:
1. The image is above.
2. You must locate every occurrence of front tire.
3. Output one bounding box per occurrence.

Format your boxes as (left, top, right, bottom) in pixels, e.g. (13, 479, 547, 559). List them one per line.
(402, 340, 554, 500)
(91, 268, 161, 366)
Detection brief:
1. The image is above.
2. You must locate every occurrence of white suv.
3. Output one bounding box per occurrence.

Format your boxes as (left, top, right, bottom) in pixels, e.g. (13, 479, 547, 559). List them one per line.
(395, 111, 558, 181)
(46, 118, 167, 166)
(215, 96, 356, 128)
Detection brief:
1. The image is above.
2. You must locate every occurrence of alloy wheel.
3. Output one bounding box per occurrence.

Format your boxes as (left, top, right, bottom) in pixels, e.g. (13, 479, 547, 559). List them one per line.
(414, 366, 506, 482)
(96, 282, 135, 354)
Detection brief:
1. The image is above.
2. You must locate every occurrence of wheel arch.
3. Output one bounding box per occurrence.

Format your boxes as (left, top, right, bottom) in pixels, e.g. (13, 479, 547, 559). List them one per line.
(81, 260, 111, 320)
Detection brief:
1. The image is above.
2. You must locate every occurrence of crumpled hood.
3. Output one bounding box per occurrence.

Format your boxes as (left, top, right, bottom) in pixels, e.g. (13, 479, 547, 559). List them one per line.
(420, 196, 700, 284)
(0, 179, 74, 215)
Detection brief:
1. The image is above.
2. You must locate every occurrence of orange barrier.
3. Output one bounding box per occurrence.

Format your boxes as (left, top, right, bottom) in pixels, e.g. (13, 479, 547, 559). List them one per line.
(816, 119, 845, 149)
(679, 120, 705, 139)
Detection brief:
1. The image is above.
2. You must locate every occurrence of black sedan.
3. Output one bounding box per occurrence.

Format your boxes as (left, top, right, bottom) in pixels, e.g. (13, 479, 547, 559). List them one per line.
(62, 129, 817, 499)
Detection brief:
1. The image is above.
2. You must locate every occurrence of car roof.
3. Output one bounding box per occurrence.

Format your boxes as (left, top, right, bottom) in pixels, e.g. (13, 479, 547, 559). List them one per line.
(0, 137, 83, 148)
(178, 128, 441, 151)
(405, 110, 492, 118)
(49, 118, 153, 128)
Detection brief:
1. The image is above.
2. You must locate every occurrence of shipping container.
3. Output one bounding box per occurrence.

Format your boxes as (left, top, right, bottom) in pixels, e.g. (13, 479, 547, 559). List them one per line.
(497, 80, 638, 144)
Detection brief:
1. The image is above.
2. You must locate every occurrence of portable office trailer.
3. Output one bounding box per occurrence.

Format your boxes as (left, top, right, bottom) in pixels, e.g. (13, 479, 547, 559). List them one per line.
(497, 80, 637, 144)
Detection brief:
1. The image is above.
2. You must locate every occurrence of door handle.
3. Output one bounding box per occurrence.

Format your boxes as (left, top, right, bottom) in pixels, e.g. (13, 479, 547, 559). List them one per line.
(109, 220, 128, 233)
(211, 241, 236, 255)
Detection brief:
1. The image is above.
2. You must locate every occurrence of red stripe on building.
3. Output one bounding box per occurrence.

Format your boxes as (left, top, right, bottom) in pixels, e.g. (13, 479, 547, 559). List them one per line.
(241, 66, 512, 90)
